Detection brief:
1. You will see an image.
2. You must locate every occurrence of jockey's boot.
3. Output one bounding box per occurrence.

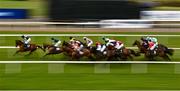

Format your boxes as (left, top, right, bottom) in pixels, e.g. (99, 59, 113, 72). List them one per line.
(24, 44, 28, 49)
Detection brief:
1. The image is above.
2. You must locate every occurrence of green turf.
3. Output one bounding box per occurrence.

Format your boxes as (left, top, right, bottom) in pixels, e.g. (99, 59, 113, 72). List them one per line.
(0, 63, 180, 90)
(0, 31, 180, 90)
(0, 0, 46, 16)
(0, 32, 179, 61)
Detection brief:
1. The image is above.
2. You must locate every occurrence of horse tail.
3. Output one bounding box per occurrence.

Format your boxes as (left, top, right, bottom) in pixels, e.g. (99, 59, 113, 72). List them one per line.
(166, 48, 174, 56)
(129, 49, 140, 56)
(37, 45, 45, 52)
(159, 44, 174, 56)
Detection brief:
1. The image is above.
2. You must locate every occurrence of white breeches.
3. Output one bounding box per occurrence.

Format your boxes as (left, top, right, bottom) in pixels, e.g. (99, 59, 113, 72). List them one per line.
(106, 42, 114, 46)
(115, 44, 124, 50)
(96, 45, 101, 51)
(24, 38, 31, 44)
(100, 45, 106, 52)
(77, 45, 83, 51)
(54, 41, 61, 47)
(87, 41, 93, 47)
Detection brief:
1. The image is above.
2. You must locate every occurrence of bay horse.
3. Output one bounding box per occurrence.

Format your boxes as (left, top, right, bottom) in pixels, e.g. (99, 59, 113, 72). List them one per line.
(14, 40, 45, 56)
(90, 46, 106, 60)
(93, 45, 139, 61)
(62, 41, 94, 60)
(62, 41, 82, 60)
(115, 46, 140, 61)
(43, 43, 63, 57)
(132, 40, 173, 61)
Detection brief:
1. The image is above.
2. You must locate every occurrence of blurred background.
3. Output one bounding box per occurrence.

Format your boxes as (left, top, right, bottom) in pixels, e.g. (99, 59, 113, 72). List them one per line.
(1, 0, 180, 28)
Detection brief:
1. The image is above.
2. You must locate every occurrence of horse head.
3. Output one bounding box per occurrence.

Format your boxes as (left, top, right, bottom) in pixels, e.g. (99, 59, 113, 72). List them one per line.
(132, 40, 140, 46)
(43, 43, 52, 50)
(62, 41, 68, 46)
(15, 40, 24, 47)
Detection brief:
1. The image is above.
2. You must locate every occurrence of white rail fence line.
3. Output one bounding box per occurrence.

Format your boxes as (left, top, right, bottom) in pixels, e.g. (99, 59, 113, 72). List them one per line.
(1, 19, 180, 24)
(1, 34, 180, 37)
(0, 61, 180, 64)
(1, 46, 180, 50)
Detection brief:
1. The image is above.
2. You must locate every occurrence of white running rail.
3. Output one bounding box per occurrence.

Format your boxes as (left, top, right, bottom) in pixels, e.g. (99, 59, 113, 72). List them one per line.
(0, 61, 179, 64)
(0, 34, 180, 37)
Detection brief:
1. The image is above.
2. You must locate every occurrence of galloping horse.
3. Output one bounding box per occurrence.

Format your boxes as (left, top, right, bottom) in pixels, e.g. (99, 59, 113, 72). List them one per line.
(43, 43, 63, 57)
(133, 40, 174, 61)
(90, 46, 106, 60)
(62, 41, 94, 60)
(14, 40, 45, 56)
(115, 46, 140, 61)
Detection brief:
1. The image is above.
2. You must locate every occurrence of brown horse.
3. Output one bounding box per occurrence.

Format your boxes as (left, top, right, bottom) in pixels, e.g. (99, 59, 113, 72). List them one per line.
(133, 40, 173, 61)
(114, 46, 140, 61)
(62, 41, 81, 60)
(43, 43, 63, 57)
(62, 41, 94, 60)
(93, 45, 139, 61)
(105, 45, 118, 61)
(14, 40, 45, 56)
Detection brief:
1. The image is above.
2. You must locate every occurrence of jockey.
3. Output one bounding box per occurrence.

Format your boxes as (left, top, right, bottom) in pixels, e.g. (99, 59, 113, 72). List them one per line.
(102, 37, 116, 46)
(51, 38, 61, 48)
(21, 35, 31, 48)
(69, 36, 76, 44)
(96, 42, 106, 54)
(83, 37, 93, 47)
(115, 41, 124, 50)
(102, 37, 124, 50)
(51, 38, 61, 50)
(141, 37, 149, 48)
(73, 40, 84, 55)
(146, 36, 158, 51)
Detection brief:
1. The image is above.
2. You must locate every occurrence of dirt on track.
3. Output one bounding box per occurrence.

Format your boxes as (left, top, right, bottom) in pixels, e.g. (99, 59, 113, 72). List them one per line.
(0, 27, 180, 32)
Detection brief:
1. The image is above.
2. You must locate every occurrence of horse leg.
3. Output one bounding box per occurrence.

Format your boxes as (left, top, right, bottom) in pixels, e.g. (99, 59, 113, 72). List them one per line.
(26, 49, 36, 56)
(13, 50, 21, 56)
(107, 56, 114, 61)
(128, 55, 133, 61)
(43, 53, 52, 57)
(162, 54, 171, 61)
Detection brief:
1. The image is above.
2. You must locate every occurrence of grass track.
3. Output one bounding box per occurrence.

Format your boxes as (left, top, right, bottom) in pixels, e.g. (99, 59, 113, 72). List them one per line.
(0, 31, 180, 90)
(0, 32, 180, 61)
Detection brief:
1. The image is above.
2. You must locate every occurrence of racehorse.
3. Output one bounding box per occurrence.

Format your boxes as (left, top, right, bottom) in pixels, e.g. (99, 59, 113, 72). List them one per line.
(43, 43, 63, 57)
(90, 46, 106, 60)
(14, 40, 45, 56)
(105, 45, 118, 61)
(90, 44, 139, 61)
(62, 41, 77, 59)
(62, 41, 94, 60)
(114, 46, 140, 61)
(132, 40, 174, 61)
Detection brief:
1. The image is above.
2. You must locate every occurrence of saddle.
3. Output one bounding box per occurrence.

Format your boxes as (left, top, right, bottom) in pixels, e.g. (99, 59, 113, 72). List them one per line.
(24, 44, 30, 49)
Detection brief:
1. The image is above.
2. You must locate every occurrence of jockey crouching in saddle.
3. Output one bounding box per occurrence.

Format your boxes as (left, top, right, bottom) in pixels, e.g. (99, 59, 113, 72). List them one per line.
(83, 37, 93, 49)
(95, 42, 107, 55)
(102, 37, 124, 53)
(51, 38, 61, 50)
(146, 36, 158, 54)
(69, 37, 84, 55)
(21, 35, 31, 49)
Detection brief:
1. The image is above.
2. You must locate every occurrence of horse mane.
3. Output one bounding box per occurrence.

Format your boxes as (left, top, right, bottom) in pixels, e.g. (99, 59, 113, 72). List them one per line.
(62, 41, 69, 46)
(15, 40, 23, 44)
